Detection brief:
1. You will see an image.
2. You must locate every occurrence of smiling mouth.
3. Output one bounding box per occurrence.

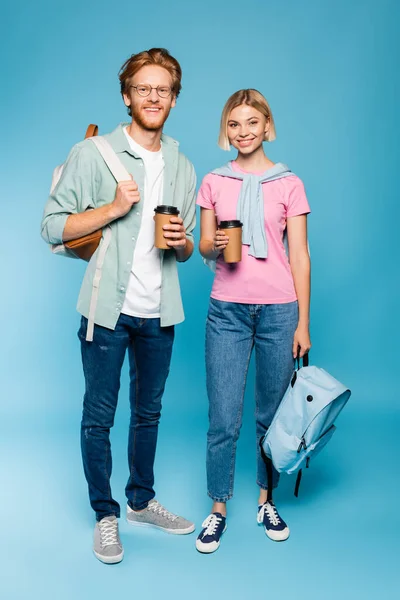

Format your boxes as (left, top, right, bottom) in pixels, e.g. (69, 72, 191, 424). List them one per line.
(237, 139, 254, 146)
(143, 107, 162, 113)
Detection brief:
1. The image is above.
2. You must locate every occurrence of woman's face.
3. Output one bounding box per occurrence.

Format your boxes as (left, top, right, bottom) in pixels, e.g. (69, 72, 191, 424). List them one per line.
(227, 104, 269, 154)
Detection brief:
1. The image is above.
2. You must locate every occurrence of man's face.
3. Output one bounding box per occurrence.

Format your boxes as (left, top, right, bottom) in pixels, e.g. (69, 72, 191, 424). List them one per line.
(123, 65, 176, 131)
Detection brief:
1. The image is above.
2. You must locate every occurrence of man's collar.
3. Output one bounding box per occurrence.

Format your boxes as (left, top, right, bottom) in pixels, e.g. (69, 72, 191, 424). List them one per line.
(107, 123, 179, 156)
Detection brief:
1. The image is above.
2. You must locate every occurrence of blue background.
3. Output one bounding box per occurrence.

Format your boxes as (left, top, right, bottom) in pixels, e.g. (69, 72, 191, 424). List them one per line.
(1, 0, 399, 598)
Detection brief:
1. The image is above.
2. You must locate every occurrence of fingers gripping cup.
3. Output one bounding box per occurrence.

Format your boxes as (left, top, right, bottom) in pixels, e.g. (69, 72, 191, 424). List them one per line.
(154, 205, 180, 249)
(220, 220, 243, 263)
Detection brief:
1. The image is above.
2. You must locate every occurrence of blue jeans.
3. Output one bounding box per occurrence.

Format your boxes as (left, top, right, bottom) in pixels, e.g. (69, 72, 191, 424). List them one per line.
(78, 314, 174, 521)
(205, 299, 298, 502)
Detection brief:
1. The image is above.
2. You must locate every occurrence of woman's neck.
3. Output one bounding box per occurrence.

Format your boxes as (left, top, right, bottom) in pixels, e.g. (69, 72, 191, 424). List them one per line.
(234, 146, 275, 172)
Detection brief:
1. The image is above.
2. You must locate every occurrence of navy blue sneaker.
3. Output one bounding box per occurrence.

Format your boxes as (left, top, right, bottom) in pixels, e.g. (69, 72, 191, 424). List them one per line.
(257, 502, 290, 541)
(196, 512, 227, 553)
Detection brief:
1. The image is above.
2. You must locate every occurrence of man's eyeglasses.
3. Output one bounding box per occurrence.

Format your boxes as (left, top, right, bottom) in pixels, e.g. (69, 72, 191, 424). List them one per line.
(129, 84, 172, 98)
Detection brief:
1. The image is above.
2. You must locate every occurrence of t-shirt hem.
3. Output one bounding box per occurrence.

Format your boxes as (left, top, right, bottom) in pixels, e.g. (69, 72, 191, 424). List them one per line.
(210, 292, 298, 305)
(121, 309, 161, 319)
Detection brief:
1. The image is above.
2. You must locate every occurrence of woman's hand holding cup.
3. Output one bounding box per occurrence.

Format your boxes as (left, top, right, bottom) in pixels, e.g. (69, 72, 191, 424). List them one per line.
(213, 230, 229, 254)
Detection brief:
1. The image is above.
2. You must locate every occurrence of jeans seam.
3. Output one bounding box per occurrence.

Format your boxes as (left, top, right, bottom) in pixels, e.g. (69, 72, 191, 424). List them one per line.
(104, 437, 114, 515)
(255, 354, 263, 488)
(131, 338, 140, 509)
(227, 339, 253, 498)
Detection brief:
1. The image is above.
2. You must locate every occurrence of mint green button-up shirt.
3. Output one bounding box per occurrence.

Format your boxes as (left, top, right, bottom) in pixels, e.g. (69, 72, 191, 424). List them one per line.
(41, 123, 197, 330)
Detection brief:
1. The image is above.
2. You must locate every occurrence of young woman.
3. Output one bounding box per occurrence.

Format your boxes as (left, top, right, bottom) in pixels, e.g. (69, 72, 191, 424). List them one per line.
(195, 89, 311, 553)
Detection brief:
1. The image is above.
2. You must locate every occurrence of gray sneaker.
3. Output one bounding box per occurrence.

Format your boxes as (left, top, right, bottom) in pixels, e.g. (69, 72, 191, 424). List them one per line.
(127, 500, 195, 534)
(93, 516, 124, 564)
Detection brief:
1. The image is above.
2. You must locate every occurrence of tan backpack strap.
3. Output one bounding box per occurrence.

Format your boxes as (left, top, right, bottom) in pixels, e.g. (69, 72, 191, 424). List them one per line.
(85, 124, 98, 139)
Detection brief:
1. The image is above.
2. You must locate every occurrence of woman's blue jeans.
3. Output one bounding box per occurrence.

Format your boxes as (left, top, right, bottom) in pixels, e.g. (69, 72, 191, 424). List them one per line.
(205, 299, 298, 502)
(78, 314, 174, 521)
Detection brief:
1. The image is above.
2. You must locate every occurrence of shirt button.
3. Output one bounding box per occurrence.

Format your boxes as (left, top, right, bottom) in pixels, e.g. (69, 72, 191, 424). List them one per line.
(120, 287, 125, 292)
(136, 212, 140, 216)
(127, 261, 130, 265)
(132, 237, 135, 241)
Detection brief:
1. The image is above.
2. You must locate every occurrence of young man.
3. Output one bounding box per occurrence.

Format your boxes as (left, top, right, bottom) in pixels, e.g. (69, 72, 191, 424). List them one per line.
(41, 48, 196, 564)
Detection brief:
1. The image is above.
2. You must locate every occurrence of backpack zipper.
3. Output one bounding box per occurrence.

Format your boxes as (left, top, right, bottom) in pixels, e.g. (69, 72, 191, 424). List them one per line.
(297, 437, 307, 453)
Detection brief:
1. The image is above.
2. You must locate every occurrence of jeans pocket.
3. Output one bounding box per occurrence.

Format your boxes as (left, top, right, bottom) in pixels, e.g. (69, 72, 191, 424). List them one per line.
(208, 297, 225, 318)
(77, 316, 88, 341)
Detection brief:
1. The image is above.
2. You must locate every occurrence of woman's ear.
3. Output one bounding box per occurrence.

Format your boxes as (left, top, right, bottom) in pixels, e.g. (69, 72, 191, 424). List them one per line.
(264, 119, 270, 141)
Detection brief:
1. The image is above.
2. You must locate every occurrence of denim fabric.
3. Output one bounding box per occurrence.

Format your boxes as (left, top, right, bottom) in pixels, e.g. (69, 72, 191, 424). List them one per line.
(205, 298, 298, 502)
(78, 314, 174, 521)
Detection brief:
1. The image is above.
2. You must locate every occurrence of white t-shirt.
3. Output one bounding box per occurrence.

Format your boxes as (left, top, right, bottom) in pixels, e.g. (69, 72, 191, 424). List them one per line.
(121, 128, 164, 318)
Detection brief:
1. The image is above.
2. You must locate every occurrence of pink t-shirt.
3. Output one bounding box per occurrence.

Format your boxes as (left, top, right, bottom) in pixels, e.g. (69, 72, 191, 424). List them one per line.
(196, 161, 311, 304)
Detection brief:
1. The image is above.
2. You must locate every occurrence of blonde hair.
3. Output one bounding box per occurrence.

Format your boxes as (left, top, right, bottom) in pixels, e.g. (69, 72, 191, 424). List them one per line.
(218, 89, 276, 151)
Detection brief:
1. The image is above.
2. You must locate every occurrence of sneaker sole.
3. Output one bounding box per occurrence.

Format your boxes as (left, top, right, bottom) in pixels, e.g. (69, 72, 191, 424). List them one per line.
(264, 526, 290, 542)
(93, 549, 124, 564)
(126, 519, 195, 535)
(195, 525, 227, 554)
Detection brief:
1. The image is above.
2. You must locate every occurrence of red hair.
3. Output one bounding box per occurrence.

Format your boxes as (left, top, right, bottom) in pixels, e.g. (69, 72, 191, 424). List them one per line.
(119, 48, 182, 115)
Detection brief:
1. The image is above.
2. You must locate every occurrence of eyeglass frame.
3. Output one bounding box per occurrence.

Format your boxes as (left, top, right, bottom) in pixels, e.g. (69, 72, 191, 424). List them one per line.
(129, 84, 173, 98)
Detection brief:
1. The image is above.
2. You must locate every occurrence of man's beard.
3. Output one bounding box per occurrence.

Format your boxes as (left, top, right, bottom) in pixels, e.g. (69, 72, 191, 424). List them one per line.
(131, 102, 171, 131)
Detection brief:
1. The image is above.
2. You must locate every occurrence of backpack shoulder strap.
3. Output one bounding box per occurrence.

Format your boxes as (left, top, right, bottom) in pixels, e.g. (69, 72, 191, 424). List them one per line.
(90, 136, 131, 183)
(85, 124, 98, 138)
(84, 135, 130, 343)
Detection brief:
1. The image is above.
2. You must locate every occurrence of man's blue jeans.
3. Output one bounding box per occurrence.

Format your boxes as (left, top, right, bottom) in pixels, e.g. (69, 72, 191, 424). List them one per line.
(205, 299, 298, 502)
(78, 314, 174, 521)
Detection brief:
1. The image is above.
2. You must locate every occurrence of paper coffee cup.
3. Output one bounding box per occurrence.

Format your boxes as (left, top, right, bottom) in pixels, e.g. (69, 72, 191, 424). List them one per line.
(220, 220, 243, 263)
(154, 205, 180, 249)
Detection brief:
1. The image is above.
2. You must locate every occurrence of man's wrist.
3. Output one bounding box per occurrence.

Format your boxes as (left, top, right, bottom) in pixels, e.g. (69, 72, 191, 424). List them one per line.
(175, 239, 188, 254)
(175, 237, 193, 260)
(106, 202, 119, 222)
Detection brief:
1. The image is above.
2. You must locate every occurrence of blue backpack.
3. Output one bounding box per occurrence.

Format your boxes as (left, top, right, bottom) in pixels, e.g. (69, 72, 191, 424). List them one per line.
(260, 354, 351, 497)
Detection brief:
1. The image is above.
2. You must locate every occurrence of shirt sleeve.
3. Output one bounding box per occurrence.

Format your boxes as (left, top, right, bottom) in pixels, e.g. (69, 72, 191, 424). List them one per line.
(40, 142, 96, 245)
(286, 177, 311, 218)
(196, 174, 215, 210)
(180, 159, 197, 247)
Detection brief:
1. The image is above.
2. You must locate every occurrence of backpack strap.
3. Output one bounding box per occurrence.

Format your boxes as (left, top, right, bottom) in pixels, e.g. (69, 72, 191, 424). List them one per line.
(292, 352, 310, 386)
(261, 431, 309, 500)
(294, 470, 302, 497)
(295, 351, 309, 370)
(85, 137, 131, 342)
(85, 124, 98, 138)
(293, 353, 309, 498)
(294, 457, 310, 497)
(259, 437, 274, 503)
(90, 136, 131, 182)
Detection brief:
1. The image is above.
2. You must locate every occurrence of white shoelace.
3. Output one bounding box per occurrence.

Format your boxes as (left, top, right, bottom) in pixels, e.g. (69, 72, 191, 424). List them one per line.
(257, 502, 281, 526)
(99, 518, 120, 547)
(201, 514, 223, 537)
(148, 500, 178, 522)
